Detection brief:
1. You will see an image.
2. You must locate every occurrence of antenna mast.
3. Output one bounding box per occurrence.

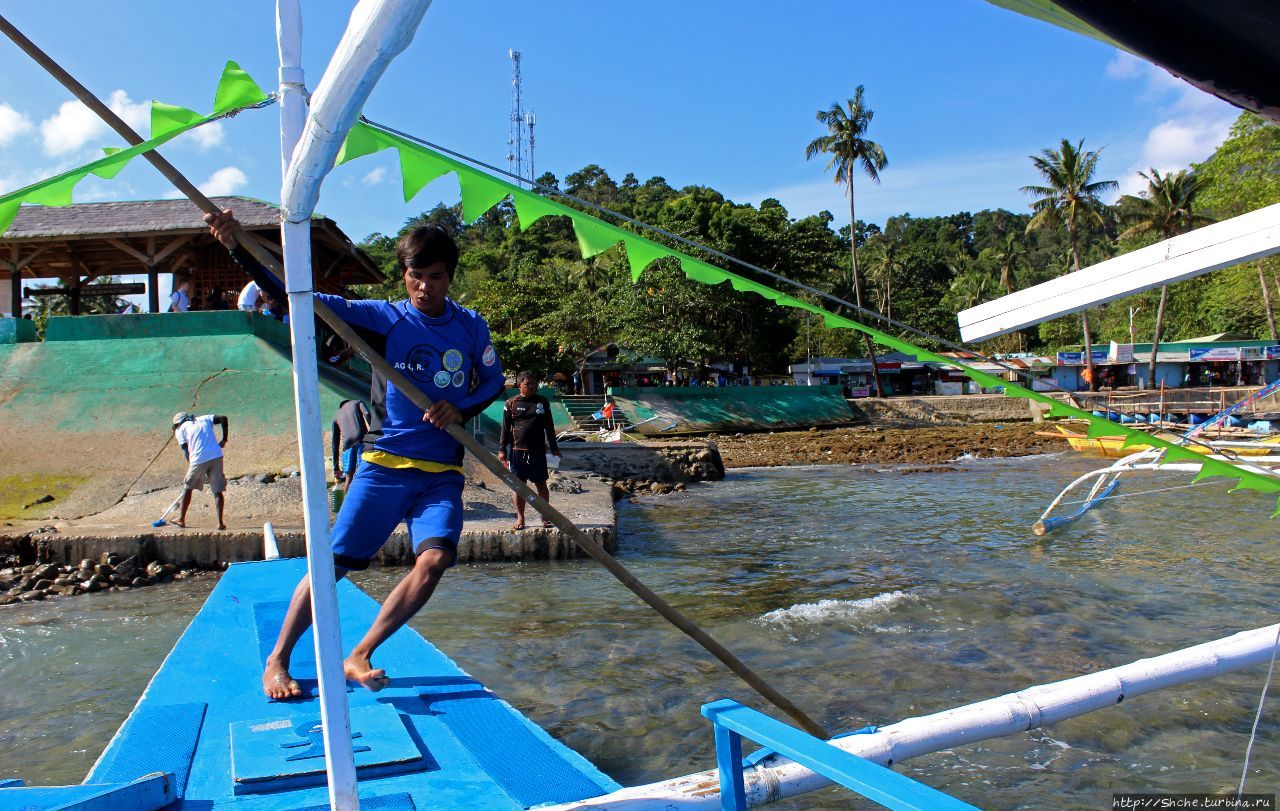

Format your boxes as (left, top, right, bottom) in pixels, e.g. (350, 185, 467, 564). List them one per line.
(507, 49, 528, 184)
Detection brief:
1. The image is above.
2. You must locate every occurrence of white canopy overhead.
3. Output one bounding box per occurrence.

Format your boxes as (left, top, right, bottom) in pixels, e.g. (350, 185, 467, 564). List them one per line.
(958, 203, 1280, 342)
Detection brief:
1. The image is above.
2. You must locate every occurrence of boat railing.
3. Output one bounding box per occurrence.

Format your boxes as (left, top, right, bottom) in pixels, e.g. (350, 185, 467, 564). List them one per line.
(1071, 385, 1276, 423)
(700, 699, 979, 811)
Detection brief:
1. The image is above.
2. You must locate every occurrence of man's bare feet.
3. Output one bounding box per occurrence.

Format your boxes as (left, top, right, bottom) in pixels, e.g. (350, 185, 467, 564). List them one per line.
(344, 654, 390, 692)
(512, 521, 525, 530)
(218, 523, 227, 530)
(172, 520, 186, 528)
(263, 659, 303, 700)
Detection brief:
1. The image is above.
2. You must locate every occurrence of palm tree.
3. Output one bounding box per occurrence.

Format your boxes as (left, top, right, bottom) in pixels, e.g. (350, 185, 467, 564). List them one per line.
(990, 234, 1027, 351)
(1022, 139, 1117, 391)
(1118, 168, 1214, 387)
(805, 86, 889, 395)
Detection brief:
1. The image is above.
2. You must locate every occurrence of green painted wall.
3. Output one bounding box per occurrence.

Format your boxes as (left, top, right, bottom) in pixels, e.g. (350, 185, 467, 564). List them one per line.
(608, 385, 853, 434)
(0, 318, 36, 344)
(476, 386, 572, 443)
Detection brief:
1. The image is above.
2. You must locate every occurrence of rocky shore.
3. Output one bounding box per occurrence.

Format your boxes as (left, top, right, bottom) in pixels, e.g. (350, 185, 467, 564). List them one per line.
(709, 422, 1063, 469)
(0, 553, 214, 606)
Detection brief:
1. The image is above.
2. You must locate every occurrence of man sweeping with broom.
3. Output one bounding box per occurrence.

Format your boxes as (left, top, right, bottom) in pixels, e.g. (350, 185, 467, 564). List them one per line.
(170, 412, 230, 530)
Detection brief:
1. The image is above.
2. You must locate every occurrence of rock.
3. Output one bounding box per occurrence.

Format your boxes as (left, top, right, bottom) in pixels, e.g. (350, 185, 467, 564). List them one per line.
(161, 563, 178, 575)
(59, 584, 79, 595)
(109, 575, 131, 587)
(95, 563, 112, 577)
(146, 561, 164, 578)
(131, 577, 149, 588)
(114, 556, 140, 581)
(22, 494, 54, 508)
(78, 559, 93, 570)
(20, 591, 44, 602)
(33, 564, 59, 581)
(83, 580, 102, 593)
(52, 577, 71, 586)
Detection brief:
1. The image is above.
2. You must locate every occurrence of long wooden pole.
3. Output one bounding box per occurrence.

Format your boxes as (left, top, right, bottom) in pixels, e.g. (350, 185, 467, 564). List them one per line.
(0, 14, 830, 739)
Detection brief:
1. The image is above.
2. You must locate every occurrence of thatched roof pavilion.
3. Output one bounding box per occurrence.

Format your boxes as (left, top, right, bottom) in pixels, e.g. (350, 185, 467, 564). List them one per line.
(1, 196, 382, 315)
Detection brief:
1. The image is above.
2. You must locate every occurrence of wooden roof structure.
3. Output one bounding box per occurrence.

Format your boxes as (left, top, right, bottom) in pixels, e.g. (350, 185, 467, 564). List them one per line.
(1, 196, 383, 315)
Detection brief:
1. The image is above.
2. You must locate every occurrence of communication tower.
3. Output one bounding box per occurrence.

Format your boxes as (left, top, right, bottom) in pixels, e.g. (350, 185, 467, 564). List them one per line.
(507, 49, 531, 184)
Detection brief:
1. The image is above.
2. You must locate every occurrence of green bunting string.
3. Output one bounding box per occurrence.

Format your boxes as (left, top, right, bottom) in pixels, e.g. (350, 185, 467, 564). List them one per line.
(326, 119, 1280, 513)
(0, 61, 268, 236)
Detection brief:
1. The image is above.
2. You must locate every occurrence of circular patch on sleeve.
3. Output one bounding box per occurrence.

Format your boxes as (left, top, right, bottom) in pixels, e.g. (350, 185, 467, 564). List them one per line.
(442, 348, 463, 372)
(482, 345, 496, 367)
(452, 370, 466, 387)
(433, 370, 452, 388)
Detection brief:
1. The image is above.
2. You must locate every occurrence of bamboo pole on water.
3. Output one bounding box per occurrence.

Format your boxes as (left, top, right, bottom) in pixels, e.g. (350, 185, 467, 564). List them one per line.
(0, 13, 831, 740)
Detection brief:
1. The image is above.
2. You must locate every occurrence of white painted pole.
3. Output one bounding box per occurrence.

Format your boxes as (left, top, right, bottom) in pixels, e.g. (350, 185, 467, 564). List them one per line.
(544, 623, 1280, 809)
(277, 2, 359, 809)
(263, 521, 280, 560)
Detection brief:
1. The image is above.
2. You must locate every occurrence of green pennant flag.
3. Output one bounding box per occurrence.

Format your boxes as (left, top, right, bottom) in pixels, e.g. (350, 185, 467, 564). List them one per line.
(89, 148, 133, 180)
(335, 121, 394, 166)
(22, 176, 79, 207)
(728, 274, 782, 300)
(457, 170, 510, 224)
(678, 257, 728, 285)
(511, 188, 563, 232)
(212, 60, 268, 114)
(0, 201, 18, 235)
(151, 101, 205, 139)
(572, 216, 623, 258)
(398, 146, 453, 202)
(624, 238, 670, 281)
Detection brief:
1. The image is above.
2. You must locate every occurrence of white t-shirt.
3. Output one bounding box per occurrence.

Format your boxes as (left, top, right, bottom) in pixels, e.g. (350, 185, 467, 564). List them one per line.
(176, 415, 223, 465)
(237, 281, 261, 310)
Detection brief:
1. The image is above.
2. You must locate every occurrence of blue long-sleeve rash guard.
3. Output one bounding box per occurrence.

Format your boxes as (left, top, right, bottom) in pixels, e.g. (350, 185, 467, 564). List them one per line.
(230, 245, 505, 466)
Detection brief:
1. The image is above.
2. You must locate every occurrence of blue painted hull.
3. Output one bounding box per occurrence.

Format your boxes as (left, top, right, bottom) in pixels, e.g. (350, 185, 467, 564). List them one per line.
(6, 558, 619, 810)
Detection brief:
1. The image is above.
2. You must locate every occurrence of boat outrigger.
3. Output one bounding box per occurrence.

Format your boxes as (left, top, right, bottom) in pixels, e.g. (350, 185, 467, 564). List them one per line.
(3, 1, 1280, 809)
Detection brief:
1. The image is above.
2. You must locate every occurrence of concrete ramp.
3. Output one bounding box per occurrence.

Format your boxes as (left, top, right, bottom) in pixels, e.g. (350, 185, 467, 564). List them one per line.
(0, 312, 366, 523)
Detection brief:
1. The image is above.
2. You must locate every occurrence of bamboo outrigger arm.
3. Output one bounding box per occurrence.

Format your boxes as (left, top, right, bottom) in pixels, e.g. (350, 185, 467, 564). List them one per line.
(0, 9, 831, 741)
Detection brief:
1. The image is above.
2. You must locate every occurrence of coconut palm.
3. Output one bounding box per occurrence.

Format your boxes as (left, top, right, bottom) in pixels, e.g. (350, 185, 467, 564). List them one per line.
(1118, 168, 1214, 387)
(805, 86, 889, 395)
(989, 234, 1027, 351)
(1022, 139, 1117, 391)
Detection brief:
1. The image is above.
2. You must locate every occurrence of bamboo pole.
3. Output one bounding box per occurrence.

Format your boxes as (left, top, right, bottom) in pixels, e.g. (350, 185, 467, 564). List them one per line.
(0, 13, 830, 740)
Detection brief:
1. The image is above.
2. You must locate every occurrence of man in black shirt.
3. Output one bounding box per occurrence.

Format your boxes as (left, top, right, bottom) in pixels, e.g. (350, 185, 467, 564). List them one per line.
(498, 370, 561, 529)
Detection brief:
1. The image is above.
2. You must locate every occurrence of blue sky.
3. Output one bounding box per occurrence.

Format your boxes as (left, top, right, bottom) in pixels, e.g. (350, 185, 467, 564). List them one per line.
(0, 0, 1240, 250)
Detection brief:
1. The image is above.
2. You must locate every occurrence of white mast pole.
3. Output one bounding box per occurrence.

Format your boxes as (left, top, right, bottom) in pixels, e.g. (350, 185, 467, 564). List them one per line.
(276, 2, 359, 808)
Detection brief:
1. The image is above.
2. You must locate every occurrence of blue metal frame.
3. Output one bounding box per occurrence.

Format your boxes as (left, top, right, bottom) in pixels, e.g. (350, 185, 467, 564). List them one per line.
(701, 699, 980, 811)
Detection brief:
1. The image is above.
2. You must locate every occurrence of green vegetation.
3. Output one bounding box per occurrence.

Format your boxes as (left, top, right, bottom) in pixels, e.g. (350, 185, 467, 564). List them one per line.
(0, 473, 88, 520)
(352, 111, 1280, 379)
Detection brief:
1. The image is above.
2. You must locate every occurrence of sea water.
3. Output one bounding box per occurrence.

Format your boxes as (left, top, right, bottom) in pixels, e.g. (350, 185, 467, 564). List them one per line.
(2, 453, 1277, 808)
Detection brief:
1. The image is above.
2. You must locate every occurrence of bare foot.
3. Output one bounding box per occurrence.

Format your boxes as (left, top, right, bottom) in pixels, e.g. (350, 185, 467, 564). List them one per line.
(172, 520, 186, 529)
(263, 660, 303, 700)
(512, 521, 525, 530)
(344, 654, 390, 692)
(218, 523, 227, 530)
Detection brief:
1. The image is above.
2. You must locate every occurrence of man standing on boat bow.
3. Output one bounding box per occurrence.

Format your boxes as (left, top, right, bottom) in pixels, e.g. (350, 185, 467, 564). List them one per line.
(206, 210, 505, 700)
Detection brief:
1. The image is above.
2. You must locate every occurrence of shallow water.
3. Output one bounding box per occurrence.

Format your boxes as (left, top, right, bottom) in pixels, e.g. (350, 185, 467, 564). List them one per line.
(2, 453, 1278, 808)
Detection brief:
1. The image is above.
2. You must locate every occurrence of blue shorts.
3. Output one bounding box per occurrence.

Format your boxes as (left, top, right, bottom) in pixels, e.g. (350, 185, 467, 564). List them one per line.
(340, 446, 361, 477)
(331, 461, 464, 571)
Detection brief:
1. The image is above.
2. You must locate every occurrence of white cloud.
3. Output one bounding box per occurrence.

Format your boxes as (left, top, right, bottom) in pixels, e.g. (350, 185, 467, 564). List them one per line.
(1105, 50, 1238, 195)
(39, 90, 150, 156)
(0, 104, 33, 146)
(198, 166, 248, 196)
(362, 166, 387, 185)
(185, 120, 225, 150)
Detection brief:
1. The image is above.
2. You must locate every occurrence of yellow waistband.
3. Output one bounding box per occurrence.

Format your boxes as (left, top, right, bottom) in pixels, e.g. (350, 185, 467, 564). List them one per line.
(361, 449, 464, 475)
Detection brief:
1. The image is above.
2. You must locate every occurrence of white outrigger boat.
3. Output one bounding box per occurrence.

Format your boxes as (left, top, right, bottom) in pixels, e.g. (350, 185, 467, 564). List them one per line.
(2, 1, 1280, 809)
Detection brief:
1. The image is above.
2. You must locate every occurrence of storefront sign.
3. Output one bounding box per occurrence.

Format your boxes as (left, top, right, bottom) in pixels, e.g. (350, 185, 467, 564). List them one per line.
(1056, 351, 1082, 366)
(1240, 346, 1264, 361)
(848, 386, 871, 398)
(1267, 346, 1280, 360)
(1109, 342, 1134, 363)
(1189, 347, 1240, 362)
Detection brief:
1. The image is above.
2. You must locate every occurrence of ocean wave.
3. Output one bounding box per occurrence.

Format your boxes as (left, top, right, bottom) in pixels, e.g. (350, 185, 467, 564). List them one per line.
(758, 591, 915, 626)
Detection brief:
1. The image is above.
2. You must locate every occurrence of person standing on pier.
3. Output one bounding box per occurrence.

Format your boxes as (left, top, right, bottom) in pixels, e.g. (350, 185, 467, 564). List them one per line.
(205, 209, 505, 700)
(498, 371, 561, 529)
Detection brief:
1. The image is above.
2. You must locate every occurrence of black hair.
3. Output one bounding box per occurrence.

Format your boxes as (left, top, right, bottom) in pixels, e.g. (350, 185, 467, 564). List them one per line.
(396, 225, 460, 279)
(515, 370, 537, 385)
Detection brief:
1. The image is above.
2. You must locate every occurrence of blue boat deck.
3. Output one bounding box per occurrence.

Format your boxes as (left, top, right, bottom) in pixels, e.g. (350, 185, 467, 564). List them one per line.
(4, 558, 619, 810)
